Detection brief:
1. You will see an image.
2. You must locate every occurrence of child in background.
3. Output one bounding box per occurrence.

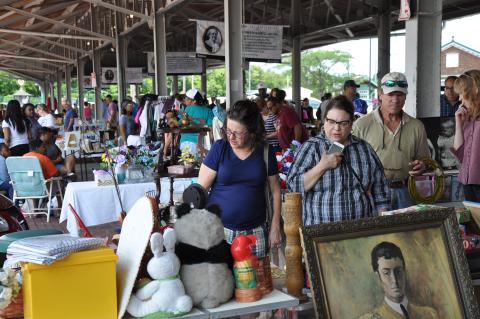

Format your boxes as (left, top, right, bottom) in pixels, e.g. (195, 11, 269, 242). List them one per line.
(0, 143, 13, 199)
(84, 102, 92, 123)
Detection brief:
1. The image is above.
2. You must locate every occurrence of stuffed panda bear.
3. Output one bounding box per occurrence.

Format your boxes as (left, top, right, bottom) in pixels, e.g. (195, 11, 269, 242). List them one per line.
(175, 203, 234, 308)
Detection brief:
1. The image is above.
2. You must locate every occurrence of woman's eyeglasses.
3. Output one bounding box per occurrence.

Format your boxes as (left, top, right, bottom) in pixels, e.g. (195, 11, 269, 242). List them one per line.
(224, 128, 249, 138)
(382, 80, 408, 88)
(324, 118, 352, 127)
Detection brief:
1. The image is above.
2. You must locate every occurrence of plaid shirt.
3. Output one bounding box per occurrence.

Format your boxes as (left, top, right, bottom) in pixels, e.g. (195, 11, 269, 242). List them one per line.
(440, 95, 461, 117)
(287, 133, 390, 226)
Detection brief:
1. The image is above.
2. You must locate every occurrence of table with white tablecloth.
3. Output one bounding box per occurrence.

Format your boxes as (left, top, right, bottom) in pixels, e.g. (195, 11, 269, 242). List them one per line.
(59, 178, 194, 236)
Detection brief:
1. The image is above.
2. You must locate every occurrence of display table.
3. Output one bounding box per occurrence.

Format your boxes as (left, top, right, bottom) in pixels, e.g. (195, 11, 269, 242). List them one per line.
(124, 290, 298, 319)
(124, 308, 208, 319)
(59, 179, 193, 236)
(204, 289, 298, 318)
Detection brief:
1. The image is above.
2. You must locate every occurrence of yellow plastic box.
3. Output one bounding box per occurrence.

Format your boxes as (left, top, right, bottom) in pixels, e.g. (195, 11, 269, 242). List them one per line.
(22, 247, 118, 319)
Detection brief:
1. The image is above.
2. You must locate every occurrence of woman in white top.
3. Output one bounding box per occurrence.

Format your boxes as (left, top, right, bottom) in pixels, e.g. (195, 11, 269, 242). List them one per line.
(36, 103, 55, 128)
(2, 100, 31, 156)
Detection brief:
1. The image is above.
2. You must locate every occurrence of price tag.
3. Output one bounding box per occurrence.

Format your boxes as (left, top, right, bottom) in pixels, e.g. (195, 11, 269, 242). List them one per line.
(27, 170, 34, 177)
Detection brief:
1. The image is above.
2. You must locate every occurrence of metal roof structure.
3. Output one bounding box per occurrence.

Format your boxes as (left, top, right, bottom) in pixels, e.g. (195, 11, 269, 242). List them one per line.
(0, 0, 479, 82)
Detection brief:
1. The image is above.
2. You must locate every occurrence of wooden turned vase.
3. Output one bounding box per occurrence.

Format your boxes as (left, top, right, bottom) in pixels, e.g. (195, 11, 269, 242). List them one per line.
(283, 192, 306, 299)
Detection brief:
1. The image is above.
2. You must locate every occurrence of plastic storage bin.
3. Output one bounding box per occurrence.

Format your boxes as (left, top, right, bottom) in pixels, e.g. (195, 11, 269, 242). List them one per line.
(22, 247, 118, 319)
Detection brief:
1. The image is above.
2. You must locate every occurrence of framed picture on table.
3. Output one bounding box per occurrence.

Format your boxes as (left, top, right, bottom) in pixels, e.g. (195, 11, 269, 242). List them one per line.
(300, 208, 479, 319)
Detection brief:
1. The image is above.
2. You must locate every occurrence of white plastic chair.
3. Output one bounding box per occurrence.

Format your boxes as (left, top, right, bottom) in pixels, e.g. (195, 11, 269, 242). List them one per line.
(6, 157, 63, 222)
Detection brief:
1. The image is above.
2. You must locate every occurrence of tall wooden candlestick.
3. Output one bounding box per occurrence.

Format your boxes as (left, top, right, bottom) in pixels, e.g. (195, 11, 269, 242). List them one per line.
(283, 192, 305, 299)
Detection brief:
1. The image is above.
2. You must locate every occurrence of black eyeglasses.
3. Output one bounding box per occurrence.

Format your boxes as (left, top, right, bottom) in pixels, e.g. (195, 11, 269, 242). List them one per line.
(325, 118, 352, 127)
(382, 80, 408, 88)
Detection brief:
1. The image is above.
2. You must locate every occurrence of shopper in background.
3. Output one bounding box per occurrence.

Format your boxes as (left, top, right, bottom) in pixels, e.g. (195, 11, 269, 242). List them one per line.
(62, 98, 77, 132)
(39, 127, 75, 175)
(452, 69, 480, 202)
(2, 100, 31, 156)
(441, 75, 461, 117)
(36, 103, 55, 128)
(287, 96, 390, 226)
(198, 100, 282, 257)
(118, 100, 136, 146)
(267, 96, 306, 150)
(23, 103, 41, 140)
(179, 88, 213, 156)
(317, 92, 332, 122)
(0, 143, 13, 199)
(353, 72, 430, 209)
(344, 80, 368, 115)
(301, 98, 315, 124)
(83, 101, 93, 122)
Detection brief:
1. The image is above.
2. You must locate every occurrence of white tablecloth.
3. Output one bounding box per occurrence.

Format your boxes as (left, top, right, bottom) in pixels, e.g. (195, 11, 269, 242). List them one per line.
(59, 179, 193, 236)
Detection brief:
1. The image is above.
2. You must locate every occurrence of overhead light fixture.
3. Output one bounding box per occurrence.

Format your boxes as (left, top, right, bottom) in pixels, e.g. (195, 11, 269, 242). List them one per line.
(87, 41, 91, 46)
(129, 14, 134, 19)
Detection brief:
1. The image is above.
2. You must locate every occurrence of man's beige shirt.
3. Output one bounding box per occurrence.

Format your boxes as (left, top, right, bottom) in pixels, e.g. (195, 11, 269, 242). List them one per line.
(353, 109, 430, 181)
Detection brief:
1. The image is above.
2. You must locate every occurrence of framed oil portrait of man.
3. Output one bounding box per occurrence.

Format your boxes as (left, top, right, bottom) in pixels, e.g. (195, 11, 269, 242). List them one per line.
(300, 208, 479, 319)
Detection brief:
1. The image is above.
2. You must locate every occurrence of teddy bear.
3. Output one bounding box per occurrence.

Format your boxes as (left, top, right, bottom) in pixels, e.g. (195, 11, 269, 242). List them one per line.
(165, 110, 179, 128)
(126, 229, 193, 318)
(175, 203, 235, 309)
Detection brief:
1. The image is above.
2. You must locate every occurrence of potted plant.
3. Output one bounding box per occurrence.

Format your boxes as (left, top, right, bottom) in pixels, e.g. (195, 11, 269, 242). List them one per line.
(178, 146, 197, 169)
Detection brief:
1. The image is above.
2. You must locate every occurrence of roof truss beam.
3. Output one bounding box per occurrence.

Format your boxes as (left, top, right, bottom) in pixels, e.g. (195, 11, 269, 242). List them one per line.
(83, 0, 150, 21)
(0, 28, 106, 41)
(0, 52, 73, 63)
(0, 38, 71, 60)
(3, 5, 115, 42)
(25, 36, 88, 55)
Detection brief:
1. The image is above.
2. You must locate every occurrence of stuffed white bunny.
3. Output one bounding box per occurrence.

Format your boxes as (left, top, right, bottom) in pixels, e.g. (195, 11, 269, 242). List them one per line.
(127, 229, 193, 318)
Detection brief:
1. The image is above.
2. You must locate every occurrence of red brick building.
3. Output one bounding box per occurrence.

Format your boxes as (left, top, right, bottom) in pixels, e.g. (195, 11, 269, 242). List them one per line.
(441, 39, 480, 83)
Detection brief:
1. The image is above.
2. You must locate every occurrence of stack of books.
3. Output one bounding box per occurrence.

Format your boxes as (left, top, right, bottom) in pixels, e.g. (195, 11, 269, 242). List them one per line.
(5, 234, 105, 267)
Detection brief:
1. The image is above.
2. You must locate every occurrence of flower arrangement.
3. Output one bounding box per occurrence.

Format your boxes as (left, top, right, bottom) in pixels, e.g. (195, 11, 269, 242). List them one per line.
(0, 269, 21, 310)
(131, 145, 159, 169)
(178, 146, 197, 164)
(276, 141, 302, 189)
(101, 145, 132, 169)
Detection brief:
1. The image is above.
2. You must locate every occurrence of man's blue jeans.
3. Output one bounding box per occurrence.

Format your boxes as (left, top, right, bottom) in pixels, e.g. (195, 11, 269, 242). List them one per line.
(0, 181, 13, 200)
(390, 186, 415, 210)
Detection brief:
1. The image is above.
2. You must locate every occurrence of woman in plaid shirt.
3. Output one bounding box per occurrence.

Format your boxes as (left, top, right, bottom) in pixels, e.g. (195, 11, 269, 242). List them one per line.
(287, 96, 390, 226)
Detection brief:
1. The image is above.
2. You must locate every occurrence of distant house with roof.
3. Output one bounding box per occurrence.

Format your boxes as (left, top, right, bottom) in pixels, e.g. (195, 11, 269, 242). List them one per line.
(441, 38, 480, 83)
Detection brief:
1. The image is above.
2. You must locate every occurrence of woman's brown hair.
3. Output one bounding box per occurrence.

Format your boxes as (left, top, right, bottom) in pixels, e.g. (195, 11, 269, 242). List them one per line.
(454, 69, 480, 119)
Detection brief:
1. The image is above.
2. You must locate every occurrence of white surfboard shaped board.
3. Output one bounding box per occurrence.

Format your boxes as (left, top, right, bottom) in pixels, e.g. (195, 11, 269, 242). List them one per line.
(116, 196, 155, 319)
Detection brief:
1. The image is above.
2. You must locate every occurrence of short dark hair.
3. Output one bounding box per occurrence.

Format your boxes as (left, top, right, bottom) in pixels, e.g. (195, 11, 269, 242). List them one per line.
(302, 98, 309, 102)
(223, 100, 265, 149)
(324, 95, 354, 121)
(445, 75, 458, 84)
(267, 96, 281, 105)
(106, 95, 112, 99)
(38, 127, 52, 136)
(29, 139, 44, 151)
(277, 90, 286, 102)
(371, 241, 405, 272)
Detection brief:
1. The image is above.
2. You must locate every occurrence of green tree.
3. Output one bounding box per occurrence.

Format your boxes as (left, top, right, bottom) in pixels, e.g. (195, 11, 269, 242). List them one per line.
(207, 68, 226, 97)
(24, 81, 40, 96)
(0, 71, 20, 97)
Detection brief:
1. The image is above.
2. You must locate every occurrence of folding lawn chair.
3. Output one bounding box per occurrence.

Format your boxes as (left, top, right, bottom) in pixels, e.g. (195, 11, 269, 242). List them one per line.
(6, 157, 63, 222)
